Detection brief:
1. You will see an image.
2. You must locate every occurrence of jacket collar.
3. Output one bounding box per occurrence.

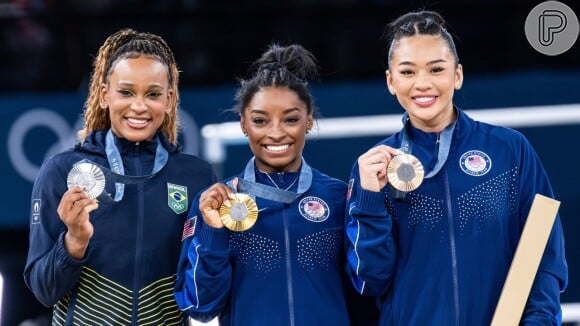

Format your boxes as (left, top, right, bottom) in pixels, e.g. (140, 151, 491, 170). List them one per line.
(77, 130, 178, 155)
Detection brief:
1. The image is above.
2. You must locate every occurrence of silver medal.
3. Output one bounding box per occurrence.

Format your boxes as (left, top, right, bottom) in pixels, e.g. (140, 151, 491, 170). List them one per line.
(67, 162, 106, 199)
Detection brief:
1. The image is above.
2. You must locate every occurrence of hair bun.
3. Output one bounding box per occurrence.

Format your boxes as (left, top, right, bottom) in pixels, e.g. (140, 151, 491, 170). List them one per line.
(253, 43, 318, 83)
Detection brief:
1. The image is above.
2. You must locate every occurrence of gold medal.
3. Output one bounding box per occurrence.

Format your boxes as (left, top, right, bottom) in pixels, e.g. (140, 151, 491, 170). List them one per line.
(387, 154, 424, 192)
(67, 162, 106, 199)
(219, 193, 259, 232)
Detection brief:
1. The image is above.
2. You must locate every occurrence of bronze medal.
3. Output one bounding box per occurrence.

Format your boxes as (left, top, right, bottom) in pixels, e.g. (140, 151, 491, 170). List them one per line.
(67, 162, 106, 199)
(219, 193, 259, 232)
(387, 154, 424, 192)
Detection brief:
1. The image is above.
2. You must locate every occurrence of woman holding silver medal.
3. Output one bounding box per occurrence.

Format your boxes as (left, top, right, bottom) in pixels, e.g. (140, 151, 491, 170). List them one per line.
(24, 29, 216, 325)
(174, 43, 378, 325)
(345, 10, 568, 325)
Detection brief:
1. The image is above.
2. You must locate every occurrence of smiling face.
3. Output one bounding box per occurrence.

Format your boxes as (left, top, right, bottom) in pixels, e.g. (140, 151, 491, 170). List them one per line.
(100, 55, 173, 142)
(386, 34, 463, 132)
(240, 86, 313, 173)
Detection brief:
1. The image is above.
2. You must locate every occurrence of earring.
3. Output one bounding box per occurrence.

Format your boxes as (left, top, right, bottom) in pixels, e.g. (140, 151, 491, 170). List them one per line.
(243, 131, 248, 137)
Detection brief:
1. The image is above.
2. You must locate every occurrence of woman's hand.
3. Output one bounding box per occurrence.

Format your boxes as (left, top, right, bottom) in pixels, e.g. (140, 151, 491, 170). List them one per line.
(357, 145, 403, 192)
(57, 186, 99, 260)
(199, 178, 237, 228)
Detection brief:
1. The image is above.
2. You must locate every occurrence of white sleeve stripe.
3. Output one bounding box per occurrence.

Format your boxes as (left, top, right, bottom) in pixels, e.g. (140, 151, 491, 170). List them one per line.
(193, 243, 202, 309)
(349, 205, 367, 294)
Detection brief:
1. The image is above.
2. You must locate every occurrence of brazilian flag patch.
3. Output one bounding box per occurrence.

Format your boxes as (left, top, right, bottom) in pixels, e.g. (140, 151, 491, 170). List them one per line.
(167, 183, 188, 214)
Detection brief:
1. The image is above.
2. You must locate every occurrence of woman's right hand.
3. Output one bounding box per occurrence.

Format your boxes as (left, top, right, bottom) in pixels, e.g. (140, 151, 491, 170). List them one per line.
(199, 179, 237, 228)
(357, 145, 403, 192)
(57, 186, 99, 260)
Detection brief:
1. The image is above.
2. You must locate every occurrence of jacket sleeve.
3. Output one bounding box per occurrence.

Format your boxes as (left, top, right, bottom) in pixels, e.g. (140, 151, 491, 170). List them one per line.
(23, 157, 87, 307)
(174, 194, 232, 322)
(344, 161, 398, 297)
(518, 138, 568, 325)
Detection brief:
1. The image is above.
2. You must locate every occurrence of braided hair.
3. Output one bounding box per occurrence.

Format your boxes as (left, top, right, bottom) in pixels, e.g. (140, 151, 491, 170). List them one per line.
(385, 10, 460, 70)
(233, 43, 319, 116)
(79, 28, 181, 143)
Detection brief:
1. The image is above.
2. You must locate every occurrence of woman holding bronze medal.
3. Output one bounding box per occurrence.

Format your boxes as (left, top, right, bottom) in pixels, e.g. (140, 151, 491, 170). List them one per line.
(345, 10, 568, 325)
(174, 44, 377, 325)
(24, 29, 216, 325)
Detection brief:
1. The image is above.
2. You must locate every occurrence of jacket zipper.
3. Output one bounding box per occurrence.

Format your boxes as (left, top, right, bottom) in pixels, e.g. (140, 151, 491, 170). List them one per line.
(283, 204, 295, 326)
(444, 168, 460, 325)
(132, 143, 145, 325)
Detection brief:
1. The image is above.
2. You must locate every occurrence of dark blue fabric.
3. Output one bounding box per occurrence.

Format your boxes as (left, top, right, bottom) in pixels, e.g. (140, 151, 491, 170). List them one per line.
(345, 108, 568, 325)
(175, 162, 362, 325)
(24, 129, 216, 325)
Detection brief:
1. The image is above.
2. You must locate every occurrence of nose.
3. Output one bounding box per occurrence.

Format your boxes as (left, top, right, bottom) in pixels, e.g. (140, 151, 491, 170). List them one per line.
(414, 71, 432, 91)
(130, 98, 147, 112)
(267, 122, 286, 141)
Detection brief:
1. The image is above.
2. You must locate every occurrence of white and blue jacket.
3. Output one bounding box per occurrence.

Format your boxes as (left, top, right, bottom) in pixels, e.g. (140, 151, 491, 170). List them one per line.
(346, 108, 568, 325)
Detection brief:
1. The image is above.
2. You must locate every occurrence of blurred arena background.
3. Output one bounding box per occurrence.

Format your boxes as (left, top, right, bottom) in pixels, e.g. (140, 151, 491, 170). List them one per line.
(1, 0, 579, 325)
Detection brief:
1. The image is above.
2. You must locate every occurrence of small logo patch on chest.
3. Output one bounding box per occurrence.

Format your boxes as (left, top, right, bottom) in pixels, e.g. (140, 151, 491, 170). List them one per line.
(167, 183, 188, 214)
(299, 196, 330, 222)
(459, 150, 492, 176)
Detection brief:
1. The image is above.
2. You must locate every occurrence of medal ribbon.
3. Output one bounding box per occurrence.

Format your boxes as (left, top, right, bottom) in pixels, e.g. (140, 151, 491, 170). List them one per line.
(103, 129, 168, 202)
(399, 112, 456, 179)
(227, 157, 313, 204)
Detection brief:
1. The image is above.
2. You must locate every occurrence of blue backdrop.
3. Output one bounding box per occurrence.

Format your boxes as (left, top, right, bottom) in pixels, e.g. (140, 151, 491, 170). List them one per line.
(2, 70, 579, 304)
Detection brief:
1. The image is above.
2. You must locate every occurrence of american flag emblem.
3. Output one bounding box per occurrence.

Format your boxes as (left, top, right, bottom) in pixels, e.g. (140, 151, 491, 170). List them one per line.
(346, 179, 354, 200)
(182, 217, 197, 241)
(459, 150, 491, 176)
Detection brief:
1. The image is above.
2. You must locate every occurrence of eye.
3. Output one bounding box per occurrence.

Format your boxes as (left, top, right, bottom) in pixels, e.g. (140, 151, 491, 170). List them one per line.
(285, 117, 300, 124)
(252, 117, 267, 125)
(148, 92, 162, 98)
(399, 69, 414, 75)
(118, 89, 133, 97)
(430, 67, 445, 73)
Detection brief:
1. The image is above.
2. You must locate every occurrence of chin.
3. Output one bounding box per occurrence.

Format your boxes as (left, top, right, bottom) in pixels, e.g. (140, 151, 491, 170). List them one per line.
(124, 132, 155, 142)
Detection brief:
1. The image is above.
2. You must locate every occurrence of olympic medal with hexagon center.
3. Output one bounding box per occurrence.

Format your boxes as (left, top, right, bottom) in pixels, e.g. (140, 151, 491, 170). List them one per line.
(219, 193, 259, 231)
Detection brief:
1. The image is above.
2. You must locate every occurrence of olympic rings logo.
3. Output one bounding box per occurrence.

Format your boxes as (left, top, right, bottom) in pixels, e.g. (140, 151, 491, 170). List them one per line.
(7, 108, 200, 183)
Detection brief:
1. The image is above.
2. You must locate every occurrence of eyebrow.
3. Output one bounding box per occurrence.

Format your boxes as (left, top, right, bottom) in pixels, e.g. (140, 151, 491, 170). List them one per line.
(250, 107, 302, 114)
(398, 59, 447, 66)
(116, 82, 165, 89)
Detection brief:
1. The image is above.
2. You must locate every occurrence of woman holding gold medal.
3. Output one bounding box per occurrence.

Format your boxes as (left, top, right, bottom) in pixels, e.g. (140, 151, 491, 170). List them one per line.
(345, 10, 568, 325)
(174, 44, 377, 325)
(24, 29, 216, 325)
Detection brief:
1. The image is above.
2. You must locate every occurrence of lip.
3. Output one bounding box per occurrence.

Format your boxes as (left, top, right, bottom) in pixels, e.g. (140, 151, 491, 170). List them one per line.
(263, 144, 291, 154)
(411, 95, 438, 108)
(125, 117, 151, 129)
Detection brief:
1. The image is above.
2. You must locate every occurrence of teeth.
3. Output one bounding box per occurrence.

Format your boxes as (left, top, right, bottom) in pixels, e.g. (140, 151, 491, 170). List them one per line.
(266, 144, 289, 152)
(414, 97, 435, 103)
(127, 118, 148, 125)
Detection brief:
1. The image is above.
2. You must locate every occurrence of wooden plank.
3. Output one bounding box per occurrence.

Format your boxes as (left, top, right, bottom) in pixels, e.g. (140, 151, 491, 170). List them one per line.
(491, 194, 560, 325)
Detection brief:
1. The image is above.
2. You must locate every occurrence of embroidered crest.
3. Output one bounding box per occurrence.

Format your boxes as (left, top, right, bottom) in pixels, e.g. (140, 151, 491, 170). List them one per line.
(31, 199, 41, 224)
(299, 196, 330, 222)
(168, 183, 188, 214)
(182, 216, 196, 241)
(459, 150, 492, 176)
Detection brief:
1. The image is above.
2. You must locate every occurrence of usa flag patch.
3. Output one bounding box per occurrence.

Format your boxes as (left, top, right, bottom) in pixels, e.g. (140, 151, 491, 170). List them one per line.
(182, 217, 197, 241)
